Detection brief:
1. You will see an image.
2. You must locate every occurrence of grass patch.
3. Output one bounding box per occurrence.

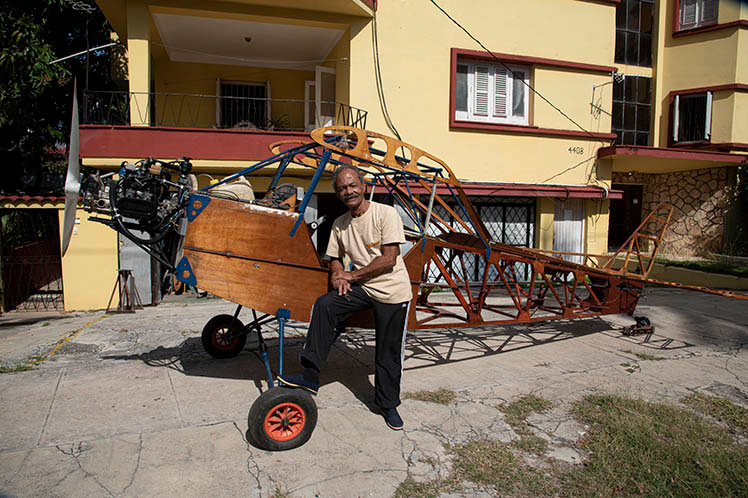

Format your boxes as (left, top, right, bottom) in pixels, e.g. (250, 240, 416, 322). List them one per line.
(0, 364, 34, 374)
(499, 394, 552, 434)
(512, 434, 549, 455)
(561, 393, 748, 497)
(448, 440, 555, 495)
(403, 388, 457, 405)
(0, 354, 47, 374)
(656, 258, 748, 278)
(622, 349, 665, 361)
(682, 392, 748, 433)
(394, 477, 458, 498)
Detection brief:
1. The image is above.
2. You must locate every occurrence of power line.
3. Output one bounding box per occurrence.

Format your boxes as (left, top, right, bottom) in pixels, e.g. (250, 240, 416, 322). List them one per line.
(426, 0, 612, 147)
(371, 12, 402, 140)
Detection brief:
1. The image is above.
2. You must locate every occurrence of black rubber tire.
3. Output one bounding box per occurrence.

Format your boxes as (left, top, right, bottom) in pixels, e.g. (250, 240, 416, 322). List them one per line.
(201, 314, 247, 359)
(635, 316, 651, 328)
(248, 387, 317, 451)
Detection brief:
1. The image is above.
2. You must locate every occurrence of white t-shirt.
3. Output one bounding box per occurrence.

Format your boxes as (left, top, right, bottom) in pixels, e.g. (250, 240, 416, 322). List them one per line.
(326, 202, 413, 304)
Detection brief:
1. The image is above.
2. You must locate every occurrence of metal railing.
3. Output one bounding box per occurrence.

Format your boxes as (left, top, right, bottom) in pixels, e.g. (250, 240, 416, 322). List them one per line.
(82, 91, 367, 132)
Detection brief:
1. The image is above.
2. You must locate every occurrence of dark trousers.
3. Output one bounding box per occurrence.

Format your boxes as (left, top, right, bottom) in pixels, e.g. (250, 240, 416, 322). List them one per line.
(300, 285, 410, 409)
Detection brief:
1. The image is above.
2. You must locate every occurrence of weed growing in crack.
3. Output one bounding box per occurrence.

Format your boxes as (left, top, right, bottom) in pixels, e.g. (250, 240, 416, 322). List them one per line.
(622, 349, 665, 361)
(448, 440, 555, 495)
(394, 476, 459, 498)
(512, 434, 549, 455)
(0, 363, 34, 374)
(682, 391, 748, 433)
(403, 388, 457, 405)
(562, 393, 748, 497)
(499, 394, 552, 435)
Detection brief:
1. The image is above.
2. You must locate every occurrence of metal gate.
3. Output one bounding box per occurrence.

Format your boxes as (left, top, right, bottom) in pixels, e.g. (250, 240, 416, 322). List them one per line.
(0, 209, 64, 311)
(426, 197, 536, 283)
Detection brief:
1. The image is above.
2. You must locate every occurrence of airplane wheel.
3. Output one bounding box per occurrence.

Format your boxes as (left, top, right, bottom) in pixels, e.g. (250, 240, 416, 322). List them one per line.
(248, 387, 317, 451)
(201, 314, 247, 359)
(635, 316, 651, 328)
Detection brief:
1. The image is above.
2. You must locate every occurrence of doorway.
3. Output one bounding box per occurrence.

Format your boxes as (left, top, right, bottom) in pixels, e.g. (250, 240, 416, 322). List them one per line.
(608, 184, 643, 250)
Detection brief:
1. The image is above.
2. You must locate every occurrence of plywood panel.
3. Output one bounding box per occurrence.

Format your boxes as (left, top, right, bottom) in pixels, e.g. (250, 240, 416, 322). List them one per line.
(185, 249, 327, 320)
(185, 196, 320, 268)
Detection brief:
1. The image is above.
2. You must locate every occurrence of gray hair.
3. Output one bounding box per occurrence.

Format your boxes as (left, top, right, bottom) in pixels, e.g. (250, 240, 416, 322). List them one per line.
(332, 165, 365, 189)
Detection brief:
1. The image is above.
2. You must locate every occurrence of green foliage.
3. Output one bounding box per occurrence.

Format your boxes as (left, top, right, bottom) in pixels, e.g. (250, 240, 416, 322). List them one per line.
(0, 0, 117, 194)
(499, 394, 552, 435)
(682, 392, 748, 433)
(563, 394, 748, 497)
(403, 388, 457, 405)
(656, 258, 748, 278)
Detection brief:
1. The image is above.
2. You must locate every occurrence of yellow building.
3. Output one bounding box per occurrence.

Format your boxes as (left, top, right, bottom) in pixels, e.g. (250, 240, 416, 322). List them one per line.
(16, 0, 745, 311)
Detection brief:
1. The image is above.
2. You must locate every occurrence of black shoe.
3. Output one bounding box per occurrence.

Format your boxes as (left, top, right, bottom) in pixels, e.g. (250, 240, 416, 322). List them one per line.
(382, 407, 403, 430)
(277, 373, 319, 395)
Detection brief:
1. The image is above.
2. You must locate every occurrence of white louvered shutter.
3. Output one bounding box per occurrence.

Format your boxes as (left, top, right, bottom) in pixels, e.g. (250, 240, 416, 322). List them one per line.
(474, 65, 490, 116)
(493, 67, 508, 118)
(701, 0, 717, 23)
(681, 0, 697, 27)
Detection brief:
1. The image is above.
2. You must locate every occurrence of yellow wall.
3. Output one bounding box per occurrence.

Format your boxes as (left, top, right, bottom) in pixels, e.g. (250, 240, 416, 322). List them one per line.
(153, 60, 314, 129)
(58, 209, 119, 311)
(656, 1, 748, 146)
(347, 0, 615, 186)
(585, 199, 610, 257)
(535, 198, 555, 251)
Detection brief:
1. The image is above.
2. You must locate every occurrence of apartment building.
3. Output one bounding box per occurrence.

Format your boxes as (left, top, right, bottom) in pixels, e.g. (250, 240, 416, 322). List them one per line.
(7, 0, 744, 311)
(602, 0, 747, 256)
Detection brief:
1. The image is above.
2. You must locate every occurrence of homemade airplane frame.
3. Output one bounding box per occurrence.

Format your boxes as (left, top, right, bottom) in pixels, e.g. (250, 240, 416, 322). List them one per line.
(66, 125, 747, 451)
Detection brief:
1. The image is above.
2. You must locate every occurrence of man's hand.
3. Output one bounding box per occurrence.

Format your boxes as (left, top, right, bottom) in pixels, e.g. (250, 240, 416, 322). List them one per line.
(329, 259, 353, 296)
(331, 271, 353, 296)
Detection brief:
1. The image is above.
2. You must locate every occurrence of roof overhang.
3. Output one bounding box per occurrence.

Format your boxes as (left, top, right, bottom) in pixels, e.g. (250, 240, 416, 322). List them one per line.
(398, 182, 622, 199)
(598, 145, 748, 173)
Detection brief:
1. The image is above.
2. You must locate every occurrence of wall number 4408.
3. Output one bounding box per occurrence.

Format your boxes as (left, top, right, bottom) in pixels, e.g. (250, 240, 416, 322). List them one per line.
(568, 146, 584, 155)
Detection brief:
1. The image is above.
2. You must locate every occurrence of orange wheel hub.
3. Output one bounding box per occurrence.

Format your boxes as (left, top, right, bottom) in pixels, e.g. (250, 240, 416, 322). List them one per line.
(263, 402, 306, 441)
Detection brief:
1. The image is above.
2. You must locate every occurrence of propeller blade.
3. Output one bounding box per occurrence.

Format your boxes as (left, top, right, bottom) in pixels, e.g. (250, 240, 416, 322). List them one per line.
(62, 79, 81, 256)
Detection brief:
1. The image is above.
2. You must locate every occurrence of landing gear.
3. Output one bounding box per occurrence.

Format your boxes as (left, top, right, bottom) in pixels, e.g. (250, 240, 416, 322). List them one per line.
(247, 387, 318, 451)
(200, 306, 319, 451)
(622, 316, 655, 336)
(201, 314, 247, 359)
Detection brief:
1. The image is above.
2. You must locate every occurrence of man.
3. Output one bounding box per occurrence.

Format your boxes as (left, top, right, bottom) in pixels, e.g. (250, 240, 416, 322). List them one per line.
(277, 165, 412, 430)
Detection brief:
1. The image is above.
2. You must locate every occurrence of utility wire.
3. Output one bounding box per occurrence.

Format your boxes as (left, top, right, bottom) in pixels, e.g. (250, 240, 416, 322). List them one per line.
(372, 12, 402, 140)
(427, 0, 612, 147)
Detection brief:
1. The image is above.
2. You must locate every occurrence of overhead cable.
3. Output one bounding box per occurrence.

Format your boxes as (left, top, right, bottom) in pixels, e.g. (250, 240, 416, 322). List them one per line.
(427, 0, 612, 147)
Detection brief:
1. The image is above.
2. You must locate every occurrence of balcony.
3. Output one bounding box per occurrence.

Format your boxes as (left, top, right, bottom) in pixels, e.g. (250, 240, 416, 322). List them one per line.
(82, 91, 367, 132)
(79, 91, 367, 163)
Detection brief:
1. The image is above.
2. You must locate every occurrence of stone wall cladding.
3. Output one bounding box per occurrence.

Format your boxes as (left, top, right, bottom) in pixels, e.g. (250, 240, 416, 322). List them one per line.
(612, 167, 728, 258)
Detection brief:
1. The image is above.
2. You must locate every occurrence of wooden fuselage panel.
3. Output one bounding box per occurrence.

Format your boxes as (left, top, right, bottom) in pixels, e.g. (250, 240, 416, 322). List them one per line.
(183, 196, 328, 319)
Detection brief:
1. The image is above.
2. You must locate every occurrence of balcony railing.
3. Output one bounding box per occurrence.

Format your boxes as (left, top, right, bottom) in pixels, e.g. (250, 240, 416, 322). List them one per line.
(82, 91, 367, 132)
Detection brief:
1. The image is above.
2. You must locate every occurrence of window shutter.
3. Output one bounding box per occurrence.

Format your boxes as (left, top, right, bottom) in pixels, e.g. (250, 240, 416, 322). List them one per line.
(704, 91, 713, 140)
(493, 66, 508, 118)
(673, 95, 680, 142)
(701, 0, 717, 23)
(474, 65, 490, 116)
(681, 0, 697, 27)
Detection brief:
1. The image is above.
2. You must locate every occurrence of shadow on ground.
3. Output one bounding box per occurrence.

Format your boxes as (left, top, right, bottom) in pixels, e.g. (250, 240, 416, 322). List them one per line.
(97, 316, 692, 408)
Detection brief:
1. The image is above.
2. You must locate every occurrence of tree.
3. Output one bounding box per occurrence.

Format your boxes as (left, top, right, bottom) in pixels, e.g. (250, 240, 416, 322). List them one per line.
(0, 0, 117, 194)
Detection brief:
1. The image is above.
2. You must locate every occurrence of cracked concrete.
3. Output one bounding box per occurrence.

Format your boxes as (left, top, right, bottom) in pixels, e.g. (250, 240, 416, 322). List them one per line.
(0, 288, 746, 497)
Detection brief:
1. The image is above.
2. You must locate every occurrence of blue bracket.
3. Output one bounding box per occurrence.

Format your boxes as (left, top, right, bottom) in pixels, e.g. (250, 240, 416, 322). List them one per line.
(276, 308, 291, 376)
(186, 194, 211, 222)
(174, 256, 197, 286)
(289, 149, 332, 237)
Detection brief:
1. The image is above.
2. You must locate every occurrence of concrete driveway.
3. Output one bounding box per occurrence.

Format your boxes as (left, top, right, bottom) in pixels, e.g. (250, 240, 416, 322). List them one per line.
(0, 288, 746, 497)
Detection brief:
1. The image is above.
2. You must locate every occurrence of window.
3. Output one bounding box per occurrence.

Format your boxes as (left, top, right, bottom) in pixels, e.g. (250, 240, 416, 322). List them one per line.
(217, 81, 268, 129)
(612, 76, 651, 145)
(672, 92, 713, 143)
(455, 60, 529, 125)
(678, 0, 718, 30)
(615, 0, 654, 67)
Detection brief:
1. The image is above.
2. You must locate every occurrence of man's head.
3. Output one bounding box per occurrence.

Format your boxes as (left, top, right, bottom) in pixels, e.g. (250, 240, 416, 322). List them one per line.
(333, 165, 366, 212)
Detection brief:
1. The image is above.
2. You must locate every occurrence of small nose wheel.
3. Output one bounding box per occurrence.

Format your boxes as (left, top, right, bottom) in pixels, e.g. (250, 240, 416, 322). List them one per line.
(248, 387, 317, 451)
